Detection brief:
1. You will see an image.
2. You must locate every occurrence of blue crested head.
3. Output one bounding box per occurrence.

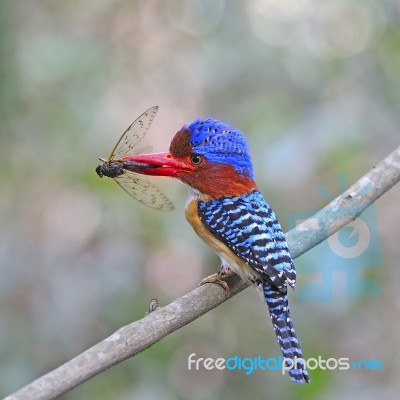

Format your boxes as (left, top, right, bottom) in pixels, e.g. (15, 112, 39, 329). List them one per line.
(186, 118, 254, 179)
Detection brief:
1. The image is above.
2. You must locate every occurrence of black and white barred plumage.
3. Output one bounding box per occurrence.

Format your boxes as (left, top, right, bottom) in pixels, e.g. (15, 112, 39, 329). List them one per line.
(198, 190, 309, 383)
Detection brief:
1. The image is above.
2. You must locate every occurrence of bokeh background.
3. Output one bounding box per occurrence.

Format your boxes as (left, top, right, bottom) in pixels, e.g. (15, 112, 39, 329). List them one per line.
(1, 1, 399, 399)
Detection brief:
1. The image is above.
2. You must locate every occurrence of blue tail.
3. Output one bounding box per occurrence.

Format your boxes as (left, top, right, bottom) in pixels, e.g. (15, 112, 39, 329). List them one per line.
(263, 284, 310, 384)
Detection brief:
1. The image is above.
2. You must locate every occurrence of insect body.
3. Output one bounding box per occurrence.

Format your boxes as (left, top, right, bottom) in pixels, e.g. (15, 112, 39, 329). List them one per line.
(96, 106, 174, 211)
(96, 158, 151, 178)
(96, 159, 124, 178)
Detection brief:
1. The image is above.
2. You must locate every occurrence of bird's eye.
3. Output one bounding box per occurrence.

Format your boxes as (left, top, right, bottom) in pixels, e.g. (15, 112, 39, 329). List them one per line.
(190, 154, 203, 165)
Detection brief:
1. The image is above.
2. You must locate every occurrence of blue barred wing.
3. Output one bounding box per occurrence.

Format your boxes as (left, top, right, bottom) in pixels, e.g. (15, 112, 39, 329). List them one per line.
(197, 190, 296, 290)
(198, 190, 309, 383)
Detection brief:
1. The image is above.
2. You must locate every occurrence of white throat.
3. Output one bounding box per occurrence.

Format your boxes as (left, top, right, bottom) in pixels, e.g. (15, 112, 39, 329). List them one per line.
(185, 186, 201, 208)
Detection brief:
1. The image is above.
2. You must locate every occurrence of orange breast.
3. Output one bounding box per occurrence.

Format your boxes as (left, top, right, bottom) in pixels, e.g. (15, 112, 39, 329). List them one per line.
(185, 197, 261, 284)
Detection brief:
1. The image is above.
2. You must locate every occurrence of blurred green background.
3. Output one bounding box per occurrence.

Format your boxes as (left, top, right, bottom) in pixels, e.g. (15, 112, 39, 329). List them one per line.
(1, 1, 399, 399)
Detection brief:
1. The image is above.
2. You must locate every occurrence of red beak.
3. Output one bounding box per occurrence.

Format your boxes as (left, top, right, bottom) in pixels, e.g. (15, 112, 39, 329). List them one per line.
(122, 152, 193, 177)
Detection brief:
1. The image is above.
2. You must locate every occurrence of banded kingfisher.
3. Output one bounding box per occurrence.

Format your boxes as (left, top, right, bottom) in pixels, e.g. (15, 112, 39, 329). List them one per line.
(124, 116, 309, 383)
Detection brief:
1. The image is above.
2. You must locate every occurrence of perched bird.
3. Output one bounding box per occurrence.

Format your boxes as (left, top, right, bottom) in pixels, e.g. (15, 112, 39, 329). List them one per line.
(124, 117, 309, 383)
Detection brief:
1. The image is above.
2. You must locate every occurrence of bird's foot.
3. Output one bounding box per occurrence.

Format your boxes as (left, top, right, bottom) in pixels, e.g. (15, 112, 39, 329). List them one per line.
(200, 269, 234, 295)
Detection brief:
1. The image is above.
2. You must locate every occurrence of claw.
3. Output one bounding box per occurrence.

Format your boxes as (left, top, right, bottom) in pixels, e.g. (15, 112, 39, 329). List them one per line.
(200, 270, 233, 295)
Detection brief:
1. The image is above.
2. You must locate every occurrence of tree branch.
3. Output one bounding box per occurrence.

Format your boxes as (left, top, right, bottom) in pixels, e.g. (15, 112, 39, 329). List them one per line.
(5, 146, 400, 400)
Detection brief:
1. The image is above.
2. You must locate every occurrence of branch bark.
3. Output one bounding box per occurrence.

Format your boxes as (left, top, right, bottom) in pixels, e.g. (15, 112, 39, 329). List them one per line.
(5, 146, 400, 400)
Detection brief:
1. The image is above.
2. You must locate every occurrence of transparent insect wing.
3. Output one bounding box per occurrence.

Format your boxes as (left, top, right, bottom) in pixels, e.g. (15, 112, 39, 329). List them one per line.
(131, 145, 153, 155)
(109, 106, 159, 160)
(113, 170, 174, 211)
